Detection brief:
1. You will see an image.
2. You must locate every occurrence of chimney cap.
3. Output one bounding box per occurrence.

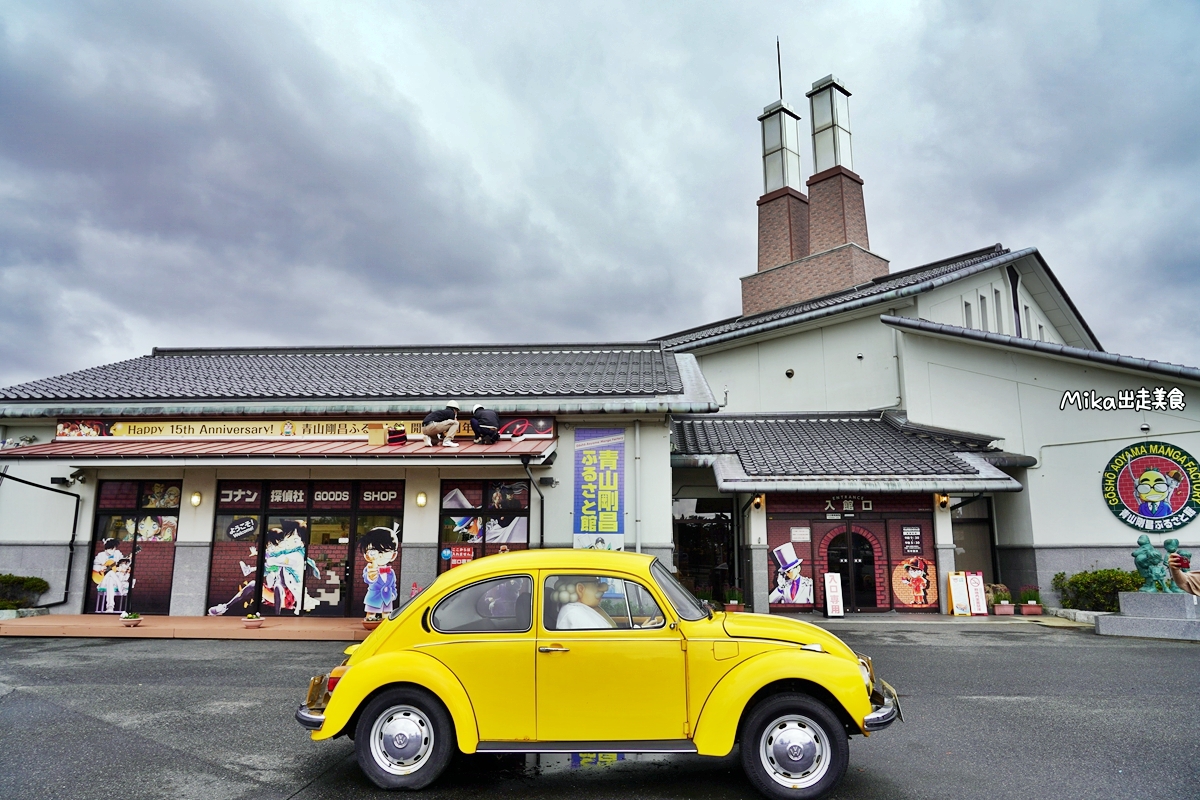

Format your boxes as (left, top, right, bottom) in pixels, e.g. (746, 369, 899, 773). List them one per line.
(757, 99, 802, 122)
(806, 74, 851, 98)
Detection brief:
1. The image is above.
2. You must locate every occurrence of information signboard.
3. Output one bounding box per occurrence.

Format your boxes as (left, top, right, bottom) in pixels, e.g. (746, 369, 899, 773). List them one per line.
(948, 572, 972, 616)
(823, 573, 844, 617)
(965, 571, 989, 616)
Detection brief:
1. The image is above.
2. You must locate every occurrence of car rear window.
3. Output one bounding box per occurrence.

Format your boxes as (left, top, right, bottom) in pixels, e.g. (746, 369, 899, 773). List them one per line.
(431, 576, 532, 633)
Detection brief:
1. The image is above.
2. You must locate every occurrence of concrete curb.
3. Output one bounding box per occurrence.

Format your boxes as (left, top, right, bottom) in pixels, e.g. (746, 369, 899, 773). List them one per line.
(1045, 607, 1113, 625)
(0, 608, 50, 620)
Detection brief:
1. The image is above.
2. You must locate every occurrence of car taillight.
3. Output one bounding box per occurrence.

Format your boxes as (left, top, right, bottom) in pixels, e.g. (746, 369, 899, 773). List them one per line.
(327, 665, 349, 693)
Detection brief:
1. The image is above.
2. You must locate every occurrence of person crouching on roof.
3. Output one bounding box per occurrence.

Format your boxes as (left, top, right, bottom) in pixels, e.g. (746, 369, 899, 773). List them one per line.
(470, 404, 501, 444)
(423, 401, 461, 448)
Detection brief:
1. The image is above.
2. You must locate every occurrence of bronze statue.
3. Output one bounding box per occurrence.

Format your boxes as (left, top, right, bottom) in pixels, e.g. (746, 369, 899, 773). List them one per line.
(1132, 534, 1182, 593)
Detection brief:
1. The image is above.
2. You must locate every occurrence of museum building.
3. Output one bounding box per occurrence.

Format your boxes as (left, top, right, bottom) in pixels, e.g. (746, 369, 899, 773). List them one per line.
(2, 75, 1198, 617)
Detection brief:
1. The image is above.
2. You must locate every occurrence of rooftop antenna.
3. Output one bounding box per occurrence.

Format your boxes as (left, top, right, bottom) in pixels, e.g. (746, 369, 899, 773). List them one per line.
(776, 37, 783, 100)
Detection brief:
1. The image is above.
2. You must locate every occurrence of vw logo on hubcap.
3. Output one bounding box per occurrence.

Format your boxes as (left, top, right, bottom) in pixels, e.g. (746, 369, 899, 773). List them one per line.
(393, 733, 408, 748)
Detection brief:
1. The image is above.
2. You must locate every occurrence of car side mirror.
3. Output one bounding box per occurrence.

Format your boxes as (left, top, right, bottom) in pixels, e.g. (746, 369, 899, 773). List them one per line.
(700, 599, 714, 620)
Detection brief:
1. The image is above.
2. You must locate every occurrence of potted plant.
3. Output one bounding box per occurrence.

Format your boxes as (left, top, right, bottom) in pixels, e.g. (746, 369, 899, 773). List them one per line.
(363, 613, 382, 631)
(725, 587, 745, 613)
(1016, 585, 1043, 615)
(243, 612, 264, 629)
(990, 587, 1014, 615)
(119, 611, 141, 627)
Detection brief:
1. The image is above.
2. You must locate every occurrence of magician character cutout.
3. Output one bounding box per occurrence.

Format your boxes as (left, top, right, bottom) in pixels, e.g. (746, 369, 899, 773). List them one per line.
(359, 525, 400, 619)
(261, 520, 319, 615)
(769, 542, 815, 604)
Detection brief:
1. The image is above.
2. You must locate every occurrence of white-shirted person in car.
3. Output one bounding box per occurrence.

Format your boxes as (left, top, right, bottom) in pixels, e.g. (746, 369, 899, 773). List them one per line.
(554, 577, 617, 629)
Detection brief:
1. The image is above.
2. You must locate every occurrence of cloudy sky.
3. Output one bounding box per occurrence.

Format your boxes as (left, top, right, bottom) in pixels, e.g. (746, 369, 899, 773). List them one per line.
(1, 0, 1197, 387)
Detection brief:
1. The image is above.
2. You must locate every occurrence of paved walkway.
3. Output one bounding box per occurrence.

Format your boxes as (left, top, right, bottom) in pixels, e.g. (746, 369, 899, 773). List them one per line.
(0, 614, 371, 640)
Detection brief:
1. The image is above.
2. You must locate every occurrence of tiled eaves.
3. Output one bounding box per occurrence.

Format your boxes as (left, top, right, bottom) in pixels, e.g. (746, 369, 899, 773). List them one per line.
(671, 413, 997, 478)
(0, 345, 687, 403)
(660, 244, 1010, 349)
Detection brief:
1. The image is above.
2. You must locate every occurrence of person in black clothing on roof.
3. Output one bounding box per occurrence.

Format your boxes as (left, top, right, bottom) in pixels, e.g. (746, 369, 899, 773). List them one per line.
(422, 400, 460, 448)
(470, 404, 501, 444)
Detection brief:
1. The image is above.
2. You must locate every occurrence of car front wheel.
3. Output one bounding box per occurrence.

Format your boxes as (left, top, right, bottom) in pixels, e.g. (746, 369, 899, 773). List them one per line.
(354, 687, 454, 790)
(740, 692, 848, 800)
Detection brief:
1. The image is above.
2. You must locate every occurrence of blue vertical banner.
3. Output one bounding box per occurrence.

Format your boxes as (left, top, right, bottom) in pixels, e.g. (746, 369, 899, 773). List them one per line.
(573, 428, 625, 550)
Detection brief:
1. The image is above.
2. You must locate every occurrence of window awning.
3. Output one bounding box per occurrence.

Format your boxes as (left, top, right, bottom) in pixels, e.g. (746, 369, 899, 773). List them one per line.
(0, 437, 557, 468)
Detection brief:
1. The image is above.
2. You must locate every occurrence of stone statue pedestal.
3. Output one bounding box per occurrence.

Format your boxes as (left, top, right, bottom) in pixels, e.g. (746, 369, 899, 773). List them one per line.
(1096, 592, 1200, 641)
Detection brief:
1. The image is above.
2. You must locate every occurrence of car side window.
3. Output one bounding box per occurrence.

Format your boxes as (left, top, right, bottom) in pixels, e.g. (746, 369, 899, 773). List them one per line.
(431, 575, 532, 633)
(544, 574, 666, 631)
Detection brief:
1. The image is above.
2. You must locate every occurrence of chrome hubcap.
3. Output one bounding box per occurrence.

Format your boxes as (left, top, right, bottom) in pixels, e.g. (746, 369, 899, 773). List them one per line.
(759, 714, 830, 788)
(370, 705, 433, 775)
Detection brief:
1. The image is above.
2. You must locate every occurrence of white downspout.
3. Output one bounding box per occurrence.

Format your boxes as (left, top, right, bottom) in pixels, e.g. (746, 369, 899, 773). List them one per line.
(634, 420, 642, 553)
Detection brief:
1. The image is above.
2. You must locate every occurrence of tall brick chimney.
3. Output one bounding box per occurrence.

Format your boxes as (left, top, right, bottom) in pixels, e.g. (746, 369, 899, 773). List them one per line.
(755, 101, 809, 271)
(741, 75, 888, 317)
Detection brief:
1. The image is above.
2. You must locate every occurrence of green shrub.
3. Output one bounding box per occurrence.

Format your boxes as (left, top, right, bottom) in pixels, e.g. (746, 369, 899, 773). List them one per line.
(0, 574, 50, 608)
(1018, 585, 1042, 604)
(1051, 569, 1142, 612)
(725, 587, 744, 604)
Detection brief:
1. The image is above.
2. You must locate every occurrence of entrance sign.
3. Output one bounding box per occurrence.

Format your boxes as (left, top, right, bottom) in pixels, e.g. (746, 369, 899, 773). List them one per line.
(823, 573, 844, 617)
(573, 429, 624, 536)
(1102, 441, 1200, 532)
(947, 572, 971, 616)
(965, 572, 988, 616)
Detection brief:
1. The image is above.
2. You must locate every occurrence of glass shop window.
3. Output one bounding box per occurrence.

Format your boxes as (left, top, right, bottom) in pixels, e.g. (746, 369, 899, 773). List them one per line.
(438, 480, 530, 573)
(88, 480, 181, 615)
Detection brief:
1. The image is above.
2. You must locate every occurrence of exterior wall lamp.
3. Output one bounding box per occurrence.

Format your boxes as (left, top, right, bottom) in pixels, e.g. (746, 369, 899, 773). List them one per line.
(753, 494, 765, 510)
(935, 493, 950, 510)
(416, 491, 428, 508)
(190, 491, 203, 507)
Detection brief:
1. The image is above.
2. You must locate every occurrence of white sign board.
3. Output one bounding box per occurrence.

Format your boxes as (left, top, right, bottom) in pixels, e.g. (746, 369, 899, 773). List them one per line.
(823, 572, 844, 617)
(790, 527, 811, 543)
(948, 572, 972, 616)
(965, 572, 989, 616)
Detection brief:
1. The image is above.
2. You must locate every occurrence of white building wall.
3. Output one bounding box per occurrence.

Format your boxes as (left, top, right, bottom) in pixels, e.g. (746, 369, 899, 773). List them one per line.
(695, 315, 899, 413)
(898, 331, 1200, 595)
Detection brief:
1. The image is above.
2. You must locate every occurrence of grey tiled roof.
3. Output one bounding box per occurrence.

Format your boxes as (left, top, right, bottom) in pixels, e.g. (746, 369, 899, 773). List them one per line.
(0, 343, 686, 402)
(672, 412, 994, 477)
(661, 244, 1010, 349)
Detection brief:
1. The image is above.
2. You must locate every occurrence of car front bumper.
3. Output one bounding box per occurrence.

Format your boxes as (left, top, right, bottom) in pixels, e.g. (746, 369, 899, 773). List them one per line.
(863, 680, 903, 732)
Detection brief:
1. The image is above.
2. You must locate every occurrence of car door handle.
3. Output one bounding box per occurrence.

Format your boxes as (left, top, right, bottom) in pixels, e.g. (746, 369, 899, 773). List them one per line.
(538, 646, 570, 653)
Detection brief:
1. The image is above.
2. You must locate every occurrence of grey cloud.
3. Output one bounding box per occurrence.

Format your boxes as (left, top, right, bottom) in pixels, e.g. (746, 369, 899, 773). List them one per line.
(1, 0, 1199, 388)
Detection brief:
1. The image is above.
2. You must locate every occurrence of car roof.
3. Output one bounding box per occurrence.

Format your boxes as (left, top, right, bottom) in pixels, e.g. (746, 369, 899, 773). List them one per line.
(434, 548, 659, 586)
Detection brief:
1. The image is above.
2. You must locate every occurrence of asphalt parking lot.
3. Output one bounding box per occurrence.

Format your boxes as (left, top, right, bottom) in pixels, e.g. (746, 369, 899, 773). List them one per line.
(0, 620, 1194, 800)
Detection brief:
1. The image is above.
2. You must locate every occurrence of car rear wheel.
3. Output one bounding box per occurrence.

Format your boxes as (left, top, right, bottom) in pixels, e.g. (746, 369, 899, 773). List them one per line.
(740, 693, 848, 800)
(355, 687, 454, 790)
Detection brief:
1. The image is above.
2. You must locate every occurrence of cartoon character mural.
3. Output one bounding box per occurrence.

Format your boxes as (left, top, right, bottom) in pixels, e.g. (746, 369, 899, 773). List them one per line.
(359, 524, 400, 619)
(1134, 468, 1183, 518)
(261, 520, 319, 615)
(92, 538, 135, 613)
(894, 556, 934, 606)
(207, 546, 258, 615)
(136, 515, 177, 542)
(142, 483, 181, 509)
(769, 542, 814, 604)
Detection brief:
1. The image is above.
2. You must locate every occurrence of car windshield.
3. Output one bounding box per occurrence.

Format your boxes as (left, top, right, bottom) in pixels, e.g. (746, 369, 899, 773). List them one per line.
(651, 559, 708, 621)
(388, 583, 429, 621)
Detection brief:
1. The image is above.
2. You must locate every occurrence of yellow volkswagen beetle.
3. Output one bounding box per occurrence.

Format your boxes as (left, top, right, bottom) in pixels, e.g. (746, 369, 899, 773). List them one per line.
(295, 549, 901, 799)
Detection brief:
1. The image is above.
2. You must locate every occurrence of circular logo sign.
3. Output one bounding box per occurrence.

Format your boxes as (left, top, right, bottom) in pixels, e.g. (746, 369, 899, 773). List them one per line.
(440, 548, 452, 560)
(1102, 441, 1200, 532)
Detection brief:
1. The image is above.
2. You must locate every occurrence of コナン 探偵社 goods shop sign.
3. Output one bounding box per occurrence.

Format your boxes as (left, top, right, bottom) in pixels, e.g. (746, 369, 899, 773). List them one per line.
(1103, 441, 1200, 532)
(55, 417, 555, 442)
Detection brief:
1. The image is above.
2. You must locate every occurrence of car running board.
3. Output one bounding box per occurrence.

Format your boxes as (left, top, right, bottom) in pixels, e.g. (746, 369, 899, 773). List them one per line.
(476, 740, 698, 754)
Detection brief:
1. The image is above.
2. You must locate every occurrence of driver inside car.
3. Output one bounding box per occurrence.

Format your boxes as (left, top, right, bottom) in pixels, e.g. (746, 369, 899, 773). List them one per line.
(555, 576, 617, 629)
